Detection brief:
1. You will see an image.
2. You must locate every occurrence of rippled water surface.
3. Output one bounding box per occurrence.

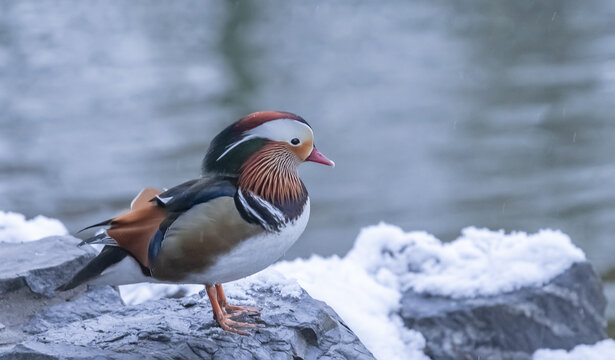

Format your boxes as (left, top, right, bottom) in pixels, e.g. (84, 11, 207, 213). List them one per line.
(2, 1, 615, 302)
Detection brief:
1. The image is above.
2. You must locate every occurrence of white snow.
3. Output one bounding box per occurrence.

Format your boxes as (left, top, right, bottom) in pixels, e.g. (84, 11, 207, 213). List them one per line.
(0, 211, 68, 242)
(2, 210, 601, 360)
(119, 283, 204, 305)
(224, 268, 304, 300)
(533, 339, 615, 360)
(346, 224, 586, 298)
(272, 223, 587, 360)
(272, 253, 428, 360)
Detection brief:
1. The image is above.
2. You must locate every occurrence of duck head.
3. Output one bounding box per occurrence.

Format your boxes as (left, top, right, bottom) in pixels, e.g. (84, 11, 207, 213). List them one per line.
(203, 111, 334, 175)
(202, 111, 334, 203)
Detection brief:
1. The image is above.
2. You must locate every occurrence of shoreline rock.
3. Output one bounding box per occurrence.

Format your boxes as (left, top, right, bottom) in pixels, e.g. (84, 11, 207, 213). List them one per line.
(0, 236, 374, 360)
(400, 262, 607, 360)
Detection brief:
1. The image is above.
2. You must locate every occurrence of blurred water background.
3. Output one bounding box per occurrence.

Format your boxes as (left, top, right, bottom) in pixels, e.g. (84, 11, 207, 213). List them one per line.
(1, 0, 615, 329)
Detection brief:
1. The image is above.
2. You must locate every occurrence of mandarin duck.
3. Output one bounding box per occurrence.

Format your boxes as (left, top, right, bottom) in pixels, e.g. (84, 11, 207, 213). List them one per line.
(57, 111, 334, 334)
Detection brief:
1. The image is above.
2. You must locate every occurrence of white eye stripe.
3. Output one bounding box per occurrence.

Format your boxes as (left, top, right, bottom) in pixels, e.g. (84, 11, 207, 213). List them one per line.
(216, 134, 258, 162)
(247, 119, 313, 144)
(216, 119, 313, 162)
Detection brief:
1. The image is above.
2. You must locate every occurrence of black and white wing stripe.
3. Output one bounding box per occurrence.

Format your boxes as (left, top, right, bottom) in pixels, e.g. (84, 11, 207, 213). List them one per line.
(235, 189, 286, 232)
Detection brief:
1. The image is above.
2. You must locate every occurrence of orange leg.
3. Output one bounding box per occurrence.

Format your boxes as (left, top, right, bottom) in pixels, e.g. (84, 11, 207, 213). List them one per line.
(205, 284, 258, 335)
(215, 284, 261, 316)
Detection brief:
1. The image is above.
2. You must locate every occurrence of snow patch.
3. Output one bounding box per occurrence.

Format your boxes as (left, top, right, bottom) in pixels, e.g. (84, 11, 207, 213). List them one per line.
(225, 268, 304, 300)
(119, 283, 204, 305)
(119, 269, 304, 305)
(0, 211, 68, 243)
(272, 223, 586, 360)
(347, 223, 585, 298)
(272, 255, 428, 360)
(533, 339, 615, 360)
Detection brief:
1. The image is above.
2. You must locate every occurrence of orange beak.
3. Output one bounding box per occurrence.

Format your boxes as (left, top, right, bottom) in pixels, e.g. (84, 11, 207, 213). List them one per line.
(306, 146, 335, 167)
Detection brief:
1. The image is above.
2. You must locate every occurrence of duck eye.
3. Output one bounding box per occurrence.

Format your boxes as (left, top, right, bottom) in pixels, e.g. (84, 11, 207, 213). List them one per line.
(290, 138, 300, 145)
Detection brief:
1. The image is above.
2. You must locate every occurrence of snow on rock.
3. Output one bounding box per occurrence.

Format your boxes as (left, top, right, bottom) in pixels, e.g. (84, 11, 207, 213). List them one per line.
(349, 223, 585, 298)
(119, 283, 204, 305)
(119, 269, 305, 305)
(533, 339, 615, 360)
(273, 223, 589, 360)
(224, 267, 304, 300)
(272, 241, 429, 360)
(401, 261, 606, 360)
(0, 211, 68, 243)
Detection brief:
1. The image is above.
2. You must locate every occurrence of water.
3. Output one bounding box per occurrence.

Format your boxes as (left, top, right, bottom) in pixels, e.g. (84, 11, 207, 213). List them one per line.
(2, 0, 615, 318)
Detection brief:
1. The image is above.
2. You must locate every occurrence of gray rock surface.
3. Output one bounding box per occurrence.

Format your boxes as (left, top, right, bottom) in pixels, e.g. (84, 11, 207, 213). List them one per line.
(0, 237, 374, 360)
(0, 236, 103, 347)
(400, 262, 607, 360)
(0, 236, 97, 296)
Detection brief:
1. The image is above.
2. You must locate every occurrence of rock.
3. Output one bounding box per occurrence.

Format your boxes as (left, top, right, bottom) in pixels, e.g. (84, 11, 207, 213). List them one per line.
(0, 236, 105, 347)
(0, 236, 97, 296)
(400, 262, 607, 360)
(0, 236, 374, 360)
